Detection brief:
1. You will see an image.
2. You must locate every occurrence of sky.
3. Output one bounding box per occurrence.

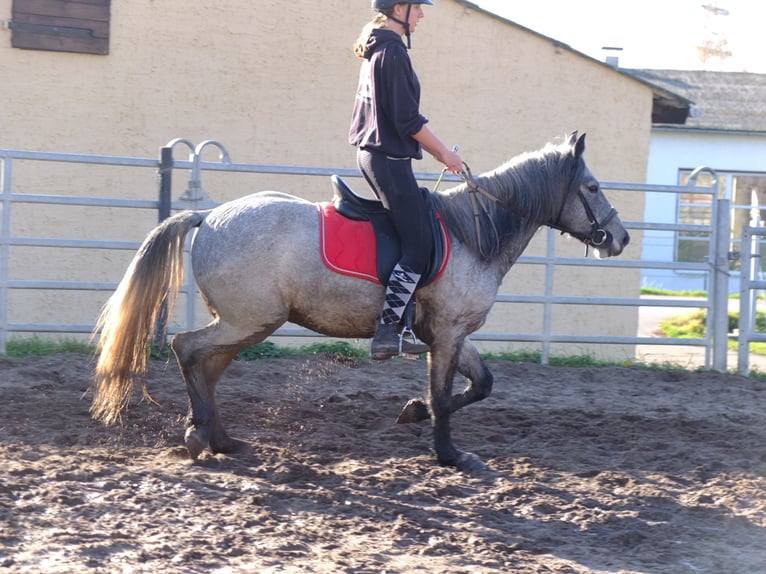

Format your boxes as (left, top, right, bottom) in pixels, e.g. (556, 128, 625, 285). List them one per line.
(471, 0, 766, 73)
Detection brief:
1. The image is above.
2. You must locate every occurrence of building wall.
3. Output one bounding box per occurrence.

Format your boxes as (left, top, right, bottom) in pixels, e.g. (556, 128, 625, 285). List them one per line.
(0, 0, 652, 358)
(642, 129, 766, 292)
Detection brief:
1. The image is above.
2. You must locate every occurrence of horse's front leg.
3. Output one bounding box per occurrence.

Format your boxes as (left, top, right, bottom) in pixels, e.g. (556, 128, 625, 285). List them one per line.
(397, 337, 493, 423)
(426, 341, 486, 471)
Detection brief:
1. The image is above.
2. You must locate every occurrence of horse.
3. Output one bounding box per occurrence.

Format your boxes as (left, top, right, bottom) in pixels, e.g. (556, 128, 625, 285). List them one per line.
(90, 132, 629, 471)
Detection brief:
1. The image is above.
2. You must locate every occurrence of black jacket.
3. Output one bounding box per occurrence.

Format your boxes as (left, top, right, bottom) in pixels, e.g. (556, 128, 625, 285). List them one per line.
(348, 28, 428, 159)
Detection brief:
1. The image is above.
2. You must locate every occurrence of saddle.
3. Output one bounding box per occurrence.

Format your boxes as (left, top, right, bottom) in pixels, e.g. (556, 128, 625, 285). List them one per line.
(318, 175, 449, 287)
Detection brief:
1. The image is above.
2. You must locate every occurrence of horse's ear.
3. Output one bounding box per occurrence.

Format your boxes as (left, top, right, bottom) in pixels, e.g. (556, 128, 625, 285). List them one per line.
(574, 132, 586, 158)
(567, 131, 578, 146)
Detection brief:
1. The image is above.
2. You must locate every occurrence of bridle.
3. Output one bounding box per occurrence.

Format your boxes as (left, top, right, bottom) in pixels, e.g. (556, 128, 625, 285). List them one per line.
(549, 184, 618, 255)
(456, 162, 617, 258)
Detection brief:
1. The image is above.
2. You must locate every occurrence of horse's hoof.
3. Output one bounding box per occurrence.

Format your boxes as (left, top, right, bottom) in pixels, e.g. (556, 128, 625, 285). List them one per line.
(396, 398, 430, 423)
(456, 451, 487, 473)
(439, 450, 487, 473)
(184, 427, 210, 460)
(211, 436, 249, 455)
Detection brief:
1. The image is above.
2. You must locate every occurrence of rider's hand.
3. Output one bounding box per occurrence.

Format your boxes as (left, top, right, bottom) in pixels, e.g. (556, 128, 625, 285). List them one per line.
(441, 148, 463, 174)
(412, 127, 463, 173)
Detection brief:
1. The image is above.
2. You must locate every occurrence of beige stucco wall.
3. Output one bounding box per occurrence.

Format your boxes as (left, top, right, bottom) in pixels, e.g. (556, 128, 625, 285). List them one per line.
(0, 0, 651, 359)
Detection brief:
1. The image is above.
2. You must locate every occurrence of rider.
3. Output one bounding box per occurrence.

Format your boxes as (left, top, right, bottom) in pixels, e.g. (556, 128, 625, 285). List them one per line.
(349, 0, 463, 360)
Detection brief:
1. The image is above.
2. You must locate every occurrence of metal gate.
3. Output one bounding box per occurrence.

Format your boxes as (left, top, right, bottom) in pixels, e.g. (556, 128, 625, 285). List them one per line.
(0, 140, 732, 369)
(738, 225, 766, 375)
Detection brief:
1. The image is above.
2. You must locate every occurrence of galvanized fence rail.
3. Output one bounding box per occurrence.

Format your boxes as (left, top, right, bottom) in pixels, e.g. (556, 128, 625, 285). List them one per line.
(0, 141, 729, 368)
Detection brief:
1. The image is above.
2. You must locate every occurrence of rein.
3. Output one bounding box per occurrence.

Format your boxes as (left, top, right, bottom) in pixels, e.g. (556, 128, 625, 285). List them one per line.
(457, 162, 502, 260)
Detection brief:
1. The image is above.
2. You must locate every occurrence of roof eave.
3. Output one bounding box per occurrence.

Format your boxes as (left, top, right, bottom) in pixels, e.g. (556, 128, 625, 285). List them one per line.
(652, 125, 766, 137)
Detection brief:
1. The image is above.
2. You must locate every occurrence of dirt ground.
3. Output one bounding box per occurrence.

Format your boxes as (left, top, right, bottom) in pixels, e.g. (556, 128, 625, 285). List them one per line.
(1, 352, 765, 574)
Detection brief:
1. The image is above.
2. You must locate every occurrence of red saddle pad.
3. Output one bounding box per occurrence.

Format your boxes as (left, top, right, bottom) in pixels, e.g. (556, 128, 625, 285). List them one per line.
(318, 202, 380, 283)
(317, 203, 450, 285)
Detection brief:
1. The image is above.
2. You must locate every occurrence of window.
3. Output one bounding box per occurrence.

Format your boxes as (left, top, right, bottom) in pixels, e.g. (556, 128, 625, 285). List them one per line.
(10, 0, 110, 55)
(676, 170, 723, 264)
(677, 169, 766, 270)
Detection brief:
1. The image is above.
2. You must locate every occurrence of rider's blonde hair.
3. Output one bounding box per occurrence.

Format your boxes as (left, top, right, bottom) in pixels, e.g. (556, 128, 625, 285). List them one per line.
(353, 12, 389, 59)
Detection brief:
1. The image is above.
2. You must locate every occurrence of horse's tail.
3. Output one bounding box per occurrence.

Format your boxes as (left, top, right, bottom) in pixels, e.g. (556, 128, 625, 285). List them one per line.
(90, 210, 208, 424)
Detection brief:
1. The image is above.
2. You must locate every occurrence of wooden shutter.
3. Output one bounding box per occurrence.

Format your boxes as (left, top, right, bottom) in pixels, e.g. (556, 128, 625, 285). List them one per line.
(10, 0, 111, 55)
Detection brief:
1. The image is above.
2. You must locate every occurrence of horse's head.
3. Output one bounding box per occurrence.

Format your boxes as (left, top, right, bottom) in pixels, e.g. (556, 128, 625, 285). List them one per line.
(551, 132, 630, 258)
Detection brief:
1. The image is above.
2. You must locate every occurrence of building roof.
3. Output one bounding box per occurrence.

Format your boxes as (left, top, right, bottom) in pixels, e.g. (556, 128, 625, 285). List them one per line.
(624, 69, 766, 133)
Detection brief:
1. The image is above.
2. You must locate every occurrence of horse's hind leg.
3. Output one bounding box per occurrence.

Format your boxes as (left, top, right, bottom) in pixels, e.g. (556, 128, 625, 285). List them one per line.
(179, 347, 239, 458)
(171, 320, 267, 459)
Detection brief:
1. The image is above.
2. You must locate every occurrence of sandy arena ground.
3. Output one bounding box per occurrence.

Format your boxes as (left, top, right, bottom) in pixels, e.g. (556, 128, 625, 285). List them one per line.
(1, 351, 765, 573)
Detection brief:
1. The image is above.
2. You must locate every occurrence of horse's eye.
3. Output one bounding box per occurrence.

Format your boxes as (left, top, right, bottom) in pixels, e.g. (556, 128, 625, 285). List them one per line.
(588, 183, 599, 193)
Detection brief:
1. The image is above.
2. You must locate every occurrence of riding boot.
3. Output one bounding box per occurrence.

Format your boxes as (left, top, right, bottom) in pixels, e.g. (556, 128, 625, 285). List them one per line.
(370, 321, 430, 360)
(371, 263, 430, 360)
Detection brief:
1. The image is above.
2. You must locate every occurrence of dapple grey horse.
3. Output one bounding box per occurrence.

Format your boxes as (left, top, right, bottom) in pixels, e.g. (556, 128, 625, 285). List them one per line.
(91, 132, 629, 471)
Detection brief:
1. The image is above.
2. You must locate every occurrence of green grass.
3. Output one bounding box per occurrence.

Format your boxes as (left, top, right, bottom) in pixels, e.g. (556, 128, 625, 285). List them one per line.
(659, 309, 709, 339)
(5, 337, 94, 357)
(150, 341, 367, 361)
(640, 286, 708, 298)
(3, 337, 693, 372)
(481, 349, 614, 368)
(234, 340, 367, 361)
(480, 349, 704, 374)
(640, 286, 764, 302)
(659, 309, 766, 356)
(641, 288, 766, 357)
(4, 337, 368, 362)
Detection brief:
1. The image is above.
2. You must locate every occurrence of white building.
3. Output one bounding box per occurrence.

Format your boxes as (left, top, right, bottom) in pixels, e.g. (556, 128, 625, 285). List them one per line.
(628, 69, 766, 293)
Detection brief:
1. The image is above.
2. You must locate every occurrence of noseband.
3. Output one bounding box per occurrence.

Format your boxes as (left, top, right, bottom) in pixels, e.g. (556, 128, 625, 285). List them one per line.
(551, 185, 618, 253)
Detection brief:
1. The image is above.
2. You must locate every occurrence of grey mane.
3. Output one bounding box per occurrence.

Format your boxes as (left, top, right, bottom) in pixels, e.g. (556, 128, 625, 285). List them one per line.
(431, 139, 583, 260)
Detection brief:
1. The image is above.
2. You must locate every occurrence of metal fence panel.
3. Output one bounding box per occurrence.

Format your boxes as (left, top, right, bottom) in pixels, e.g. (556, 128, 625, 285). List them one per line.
(0, 144, 726, 368)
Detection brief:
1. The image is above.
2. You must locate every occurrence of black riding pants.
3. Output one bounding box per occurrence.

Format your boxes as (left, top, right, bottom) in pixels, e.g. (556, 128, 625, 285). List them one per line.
(356, 148, 433, 275)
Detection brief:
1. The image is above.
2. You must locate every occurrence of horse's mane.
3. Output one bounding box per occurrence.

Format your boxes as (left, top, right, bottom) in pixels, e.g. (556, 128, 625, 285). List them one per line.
(432, 139, 583, 260)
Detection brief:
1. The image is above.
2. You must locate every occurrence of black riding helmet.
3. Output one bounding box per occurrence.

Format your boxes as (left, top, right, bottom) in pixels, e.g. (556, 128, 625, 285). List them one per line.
(371, 0, 434, 49)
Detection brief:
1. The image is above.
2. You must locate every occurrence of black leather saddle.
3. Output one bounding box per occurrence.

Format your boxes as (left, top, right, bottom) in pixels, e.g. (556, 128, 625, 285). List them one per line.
(330, 175, 447, 288)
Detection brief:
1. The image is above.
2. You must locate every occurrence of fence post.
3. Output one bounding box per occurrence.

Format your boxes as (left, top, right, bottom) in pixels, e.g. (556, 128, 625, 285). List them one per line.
(0, 157, 11, 355)
(152, 146, 174, 352)
(712, 198, 730, 371)
(158, 146, 172, 223)
(738, 226, 753, 375)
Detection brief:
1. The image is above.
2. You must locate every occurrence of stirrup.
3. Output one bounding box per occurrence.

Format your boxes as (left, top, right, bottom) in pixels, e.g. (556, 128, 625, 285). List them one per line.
(398, 326, 429, 360)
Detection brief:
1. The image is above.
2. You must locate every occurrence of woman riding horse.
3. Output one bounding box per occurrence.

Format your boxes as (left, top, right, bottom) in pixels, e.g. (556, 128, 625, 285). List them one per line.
(350, 0, 463, 360)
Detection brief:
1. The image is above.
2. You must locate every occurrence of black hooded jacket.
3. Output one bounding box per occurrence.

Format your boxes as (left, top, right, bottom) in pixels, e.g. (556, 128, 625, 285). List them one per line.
(348, 28, 428, 159)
